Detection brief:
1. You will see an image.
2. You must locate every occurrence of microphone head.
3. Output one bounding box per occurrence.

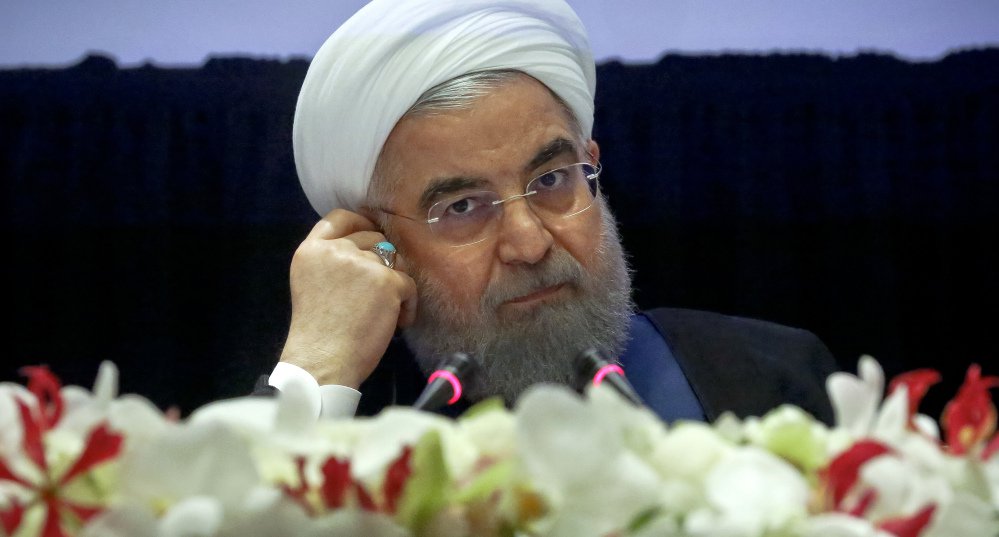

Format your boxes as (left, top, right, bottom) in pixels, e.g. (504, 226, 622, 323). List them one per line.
(575, 348, 611, 380)
(436, 351, 476, 379)
(414, 352, 478, 411)
(574, 348, 644, 406)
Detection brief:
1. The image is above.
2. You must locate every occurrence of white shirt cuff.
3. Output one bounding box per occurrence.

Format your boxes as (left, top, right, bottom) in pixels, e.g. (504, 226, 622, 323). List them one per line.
(268, 362, 361, 419)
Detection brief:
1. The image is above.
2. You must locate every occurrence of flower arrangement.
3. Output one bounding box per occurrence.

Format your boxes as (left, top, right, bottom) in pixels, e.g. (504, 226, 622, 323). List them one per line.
(1, 357, 998, 537)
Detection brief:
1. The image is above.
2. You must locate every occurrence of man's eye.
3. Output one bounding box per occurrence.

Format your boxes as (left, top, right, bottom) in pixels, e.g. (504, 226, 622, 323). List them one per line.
(445, 196, 483, 216)
(536, 170, 566, 189)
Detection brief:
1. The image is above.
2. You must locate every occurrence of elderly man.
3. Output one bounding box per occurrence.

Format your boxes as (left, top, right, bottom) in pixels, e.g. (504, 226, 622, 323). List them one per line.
(260, 0, 837, 423)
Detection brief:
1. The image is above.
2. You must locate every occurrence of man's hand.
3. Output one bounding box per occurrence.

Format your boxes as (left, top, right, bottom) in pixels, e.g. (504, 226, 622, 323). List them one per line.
(279, 209, 418, 388)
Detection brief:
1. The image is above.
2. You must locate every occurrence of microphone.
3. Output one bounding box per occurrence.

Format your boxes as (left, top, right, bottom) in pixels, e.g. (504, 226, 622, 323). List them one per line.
(575, 348, 644, 406)
(413, 352, 477, 411)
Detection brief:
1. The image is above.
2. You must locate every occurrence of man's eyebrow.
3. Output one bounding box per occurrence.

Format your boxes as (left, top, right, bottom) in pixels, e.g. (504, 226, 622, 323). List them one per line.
(524, 137, 579, 173)
(418, 176, 489, 212)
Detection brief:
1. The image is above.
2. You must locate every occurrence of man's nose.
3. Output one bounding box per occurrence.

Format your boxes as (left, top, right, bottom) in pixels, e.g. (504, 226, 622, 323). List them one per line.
(495, 197, 553, 265)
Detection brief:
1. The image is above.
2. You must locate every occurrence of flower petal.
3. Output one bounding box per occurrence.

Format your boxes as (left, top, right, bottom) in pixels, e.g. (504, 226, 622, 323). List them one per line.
(703, 448, 810, 533)
(119, 421, 260, 510)
(827, 356, 884, 435)
(41, 497, 66, 537)
(59, 422, 123, 485)
(20, 365, 64, 429)
(319, 457, 352, 510)
(941, 364, 999, 455)
(0, 499, 25, 535)
(923, 490, 999, 537)
(159, 496, 223, 537)
(821, 439, 894, 510)
(877, 504, 935, 537)
(315, 510, 410, 537)
(515, 385, 619, 489)
(382, 446, 413, 515)
(803, 513, 891, 537)
(0, 456, 30, 487)
(78, 505, 158, 537)
(873, 389, 911, 443)
(91, 361, 119, 406)
(888, 370, 941, 420)
(16, 400, 47, 472)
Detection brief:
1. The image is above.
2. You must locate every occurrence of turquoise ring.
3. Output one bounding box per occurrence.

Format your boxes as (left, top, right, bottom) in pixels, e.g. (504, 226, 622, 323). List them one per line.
(371, 241, 397, 269)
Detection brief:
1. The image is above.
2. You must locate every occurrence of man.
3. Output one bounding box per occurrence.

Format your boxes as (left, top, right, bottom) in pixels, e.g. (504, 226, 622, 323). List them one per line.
(261, 0, 838, 424)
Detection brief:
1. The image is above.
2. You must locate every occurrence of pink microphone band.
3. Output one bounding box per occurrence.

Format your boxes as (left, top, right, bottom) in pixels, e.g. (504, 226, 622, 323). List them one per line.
(592, 364, 626, 387)
(428, 370, 462, 404)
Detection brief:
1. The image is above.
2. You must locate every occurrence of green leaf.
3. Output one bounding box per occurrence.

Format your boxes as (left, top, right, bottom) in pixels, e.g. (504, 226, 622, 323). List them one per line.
(454, 459, 515, 504)
(459, 397, 506, 420)
(756, 409, 828, 473)
(396, 430, 451, 533)
(626, 506, 662, 533)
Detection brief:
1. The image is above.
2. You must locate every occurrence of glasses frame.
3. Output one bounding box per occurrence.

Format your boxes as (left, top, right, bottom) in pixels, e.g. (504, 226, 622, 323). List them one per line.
(375, 160, 603, 247)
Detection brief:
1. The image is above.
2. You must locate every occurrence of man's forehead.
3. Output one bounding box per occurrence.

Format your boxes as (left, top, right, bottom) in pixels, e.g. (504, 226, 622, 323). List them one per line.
(378, 76, 583, 198)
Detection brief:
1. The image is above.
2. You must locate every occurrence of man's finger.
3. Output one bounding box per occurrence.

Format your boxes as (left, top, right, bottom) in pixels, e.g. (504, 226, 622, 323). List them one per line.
(396, 272, 419, 328)
(341, 230, 389, 251)
(307, 208, 379, 241)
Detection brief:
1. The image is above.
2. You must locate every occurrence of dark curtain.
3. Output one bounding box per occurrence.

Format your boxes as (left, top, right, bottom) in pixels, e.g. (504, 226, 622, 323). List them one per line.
(2, 51, 997, 417)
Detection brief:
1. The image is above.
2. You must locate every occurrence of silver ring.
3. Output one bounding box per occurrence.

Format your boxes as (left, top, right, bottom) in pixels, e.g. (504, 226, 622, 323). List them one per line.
(371, 241, 396, 269)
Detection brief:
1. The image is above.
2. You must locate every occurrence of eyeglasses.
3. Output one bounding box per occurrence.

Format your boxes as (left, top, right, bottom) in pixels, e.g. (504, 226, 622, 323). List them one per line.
(377, 161, 602, 247)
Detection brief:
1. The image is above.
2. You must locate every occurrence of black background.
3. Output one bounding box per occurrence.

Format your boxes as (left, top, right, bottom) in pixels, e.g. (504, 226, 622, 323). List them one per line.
(3, 50, 997, 419)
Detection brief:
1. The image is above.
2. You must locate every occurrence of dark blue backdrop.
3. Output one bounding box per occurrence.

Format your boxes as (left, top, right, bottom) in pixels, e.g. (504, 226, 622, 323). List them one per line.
(2, 50, 997, 417)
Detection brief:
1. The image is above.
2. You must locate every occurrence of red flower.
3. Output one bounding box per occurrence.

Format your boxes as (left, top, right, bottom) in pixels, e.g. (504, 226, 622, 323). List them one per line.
(820, 440, 938, 537)
(0, 499, 25, 536)
(878, 505, 936, 537)
(820, 439, 894, 512)
(0, 366, 124, 537)
(888, 369, 941, 425)
(941, 364, 999, 455)
(282, 446, 413, 517)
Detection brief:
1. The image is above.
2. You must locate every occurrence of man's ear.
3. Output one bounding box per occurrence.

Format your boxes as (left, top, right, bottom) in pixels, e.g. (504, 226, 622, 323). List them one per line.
(586, 139, 601, 162)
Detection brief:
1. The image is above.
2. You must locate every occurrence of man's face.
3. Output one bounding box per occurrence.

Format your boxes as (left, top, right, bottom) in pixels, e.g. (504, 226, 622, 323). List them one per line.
(375, 74, 633, 402)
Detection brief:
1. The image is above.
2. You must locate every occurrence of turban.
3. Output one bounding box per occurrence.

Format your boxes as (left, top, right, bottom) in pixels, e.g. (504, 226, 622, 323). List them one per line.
(292, 0, 596, 216)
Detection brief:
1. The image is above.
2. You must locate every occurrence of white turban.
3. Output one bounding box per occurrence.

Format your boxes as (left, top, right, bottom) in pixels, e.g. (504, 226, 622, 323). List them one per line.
(293, 0, 596, 216)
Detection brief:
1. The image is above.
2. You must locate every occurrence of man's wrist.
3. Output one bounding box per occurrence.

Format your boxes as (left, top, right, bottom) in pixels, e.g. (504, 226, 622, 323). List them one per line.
(278, 346, 363, 388)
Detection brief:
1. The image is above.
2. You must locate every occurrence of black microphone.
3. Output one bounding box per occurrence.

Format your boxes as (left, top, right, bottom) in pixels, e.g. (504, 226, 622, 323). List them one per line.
(575, 348, 644, 406)
(413, 352, 477, 411)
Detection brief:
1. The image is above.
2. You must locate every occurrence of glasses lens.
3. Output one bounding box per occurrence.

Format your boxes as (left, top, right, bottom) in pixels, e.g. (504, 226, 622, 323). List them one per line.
(429, 191, 501, 246)
(528, 163, 599, 218)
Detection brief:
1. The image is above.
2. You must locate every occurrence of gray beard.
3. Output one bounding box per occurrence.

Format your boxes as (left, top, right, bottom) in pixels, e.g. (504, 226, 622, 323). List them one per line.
(401, 204, 635, 404)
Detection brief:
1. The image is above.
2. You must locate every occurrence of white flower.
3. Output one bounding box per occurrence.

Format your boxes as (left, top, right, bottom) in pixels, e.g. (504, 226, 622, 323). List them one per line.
(650, 421, 734, 482)
(645, 421, 737, 517)
(116, 419, 262, 513)
(5, 357, 998, 537)
(350, 407, 478, 487)
(744, 404, 832, 472)
(923, 489, 999, 537)
(827, 355, 886, 437)
(985, 452, 999, 510)
(514, 384, 662, 537)
(81, 488, 412, 537)
(458, 400, 517, 461)
(685, 447, 810, 536)
(851, 450, 999, 537)
(826, 356, 938, 450)
(0, 383, 32, 458)
(803, 513, 894, 537)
